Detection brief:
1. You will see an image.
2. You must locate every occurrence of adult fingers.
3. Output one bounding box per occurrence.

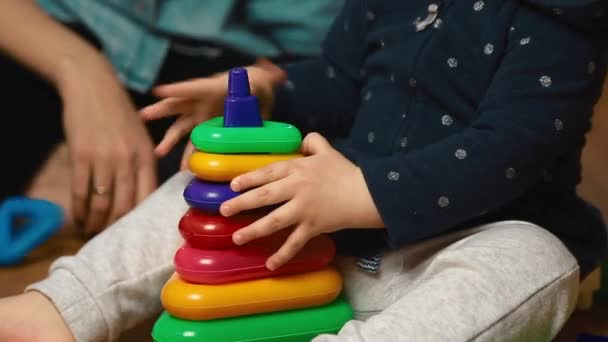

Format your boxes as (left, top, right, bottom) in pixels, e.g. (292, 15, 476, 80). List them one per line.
(70, 154, 91, 226)
(106, 152, 135, 225)
(135, 148, 157, 204)
(84, 156, 113, 235)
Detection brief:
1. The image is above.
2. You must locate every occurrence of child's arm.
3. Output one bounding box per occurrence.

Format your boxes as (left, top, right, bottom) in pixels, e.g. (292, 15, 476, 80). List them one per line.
(340, 17, 605, 249)
(222, 12, 605, 268)
(0, 0, 158, 233)
(266, 0, 366, 138)
(141, 0, 365, 164)
(222, 132, 384, 271)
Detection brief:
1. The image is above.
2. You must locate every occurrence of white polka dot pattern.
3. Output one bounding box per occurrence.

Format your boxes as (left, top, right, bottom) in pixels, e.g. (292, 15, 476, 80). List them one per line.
(554, 119, 564, 131)
(387, 171, 400, 181)
(455, 149, 467, 160)
(540, 76, 552, 88)
(505, 168, 516, 179)
(484, 44, 494, 55)
(447, 58, 458, 68)
(442, 115, 454, 126)
(588, 61, 596, 75)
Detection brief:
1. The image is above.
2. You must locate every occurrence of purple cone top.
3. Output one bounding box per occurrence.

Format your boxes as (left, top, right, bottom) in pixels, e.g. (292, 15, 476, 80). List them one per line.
(223, 68, 264, 128)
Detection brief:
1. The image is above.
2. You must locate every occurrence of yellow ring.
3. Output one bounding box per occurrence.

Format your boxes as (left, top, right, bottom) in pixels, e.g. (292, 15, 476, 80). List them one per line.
(189, 151, 302, 182)
(161, 267, 342, 320)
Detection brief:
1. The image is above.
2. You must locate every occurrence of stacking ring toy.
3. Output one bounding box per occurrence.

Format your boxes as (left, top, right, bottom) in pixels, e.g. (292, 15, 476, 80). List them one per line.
(189, 151, 302, 182)
(174, 234, 335, 284)
(190, 67, 302, 154)
(178, 208, 260, 249)
(183, 179, 239, 212)
(161, 267, 342, 320)
(152, 297, 353, 342)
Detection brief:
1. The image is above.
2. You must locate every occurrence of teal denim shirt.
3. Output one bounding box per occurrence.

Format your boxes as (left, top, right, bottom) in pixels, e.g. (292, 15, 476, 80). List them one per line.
(38, 0, 342, 92)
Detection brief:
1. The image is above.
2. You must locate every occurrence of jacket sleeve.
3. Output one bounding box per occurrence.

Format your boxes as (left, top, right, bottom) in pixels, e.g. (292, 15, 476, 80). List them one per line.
(356, 13, 605, 248)
(270, 0, 366, 137)
(244, 0, 344, 57)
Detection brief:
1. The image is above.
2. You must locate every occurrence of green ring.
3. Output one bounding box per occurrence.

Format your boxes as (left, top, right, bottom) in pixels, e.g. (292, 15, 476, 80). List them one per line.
(191, 117, 302, 154)
(152, 297, 353, 342)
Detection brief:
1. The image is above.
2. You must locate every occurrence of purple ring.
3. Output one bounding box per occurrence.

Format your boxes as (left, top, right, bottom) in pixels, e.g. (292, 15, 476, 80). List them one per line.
(183, 178, 240, 213)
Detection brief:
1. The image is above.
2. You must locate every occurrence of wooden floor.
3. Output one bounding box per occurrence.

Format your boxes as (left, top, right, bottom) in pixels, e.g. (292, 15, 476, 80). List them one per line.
(3, 84, 608, 339)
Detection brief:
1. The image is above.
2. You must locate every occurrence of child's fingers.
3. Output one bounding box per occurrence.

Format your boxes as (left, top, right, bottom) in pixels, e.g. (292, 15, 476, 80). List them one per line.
(140, 98, 192, 120)
(301, 133, 333, 155)
(154, 116, 196, 157)
(180, 142, 196, 170)
(266, 226, 312, 271)
(152, 78, 215, 98)
(232, 201, 299, 245)
(253, 58, 288, 85)
(221, 178, 294, 217)
(230, 161, 291, 192)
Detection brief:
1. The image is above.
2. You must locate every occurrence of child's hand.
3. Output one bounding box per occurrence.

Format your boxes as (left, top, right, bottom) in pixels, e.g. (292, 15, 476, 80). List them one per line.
(221, 133, 384, 270)
(140, 59, 286, 169)
(0, 292, 75, 342)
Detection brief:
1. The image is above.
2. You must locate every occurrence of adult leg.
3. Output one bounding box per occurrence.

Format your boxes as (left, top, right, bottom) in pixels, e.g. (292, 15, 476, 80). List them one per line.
(314, 221, 579, 341)
(26, 171, 191, 341)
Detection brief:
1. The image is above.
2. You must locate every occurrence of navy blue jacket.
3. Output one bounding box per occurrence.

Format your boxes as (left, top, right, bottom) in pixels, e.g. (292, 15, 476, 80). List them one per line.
(273, 0, 608, 275)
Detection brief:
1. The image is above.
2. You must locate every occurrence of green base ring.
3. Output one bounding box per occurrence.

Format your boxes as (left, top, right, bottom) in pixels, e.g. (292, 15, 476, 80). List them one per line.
(152, 297, 352, 342)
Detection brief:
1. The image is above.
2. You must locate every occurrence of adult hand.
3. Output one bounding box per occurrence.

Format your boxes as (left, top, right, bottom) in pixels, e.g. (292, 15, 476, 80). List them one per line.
(0, 292, 75, 342)
(140, 59, 286, 169)
(220, 133, 385, 271)
(59, 63, 157, 235)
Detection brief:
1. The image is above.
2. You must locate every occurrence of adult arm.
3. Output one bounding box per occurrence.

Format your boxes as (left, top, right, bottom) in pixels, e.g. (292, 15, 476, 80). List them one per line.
(0, 0, 158, 233)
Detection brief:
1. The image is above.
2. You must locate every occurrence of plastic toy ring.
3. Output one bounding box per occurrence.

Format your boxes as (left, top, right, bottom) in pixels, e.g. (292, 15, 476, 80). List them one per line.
(188, 151, 302, 182)
(152, 297, 353, 342)
(174, 234, 335, 284)
(190, 117, 302, 154)
(183, 179, 240, 213)
(161, 267, 342, 320)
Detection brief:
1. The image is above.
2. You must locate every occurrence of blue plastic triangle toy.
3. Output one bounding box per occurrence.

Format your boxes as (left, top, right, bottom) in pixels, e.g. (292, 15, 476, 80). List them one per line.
(0, 197, 63, 265)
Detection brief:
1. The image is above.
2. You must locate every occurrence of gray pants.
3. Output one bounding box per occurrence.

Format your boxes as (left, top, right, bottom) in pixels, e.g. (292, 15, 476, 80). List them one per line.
(29, 172, 579, 341)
